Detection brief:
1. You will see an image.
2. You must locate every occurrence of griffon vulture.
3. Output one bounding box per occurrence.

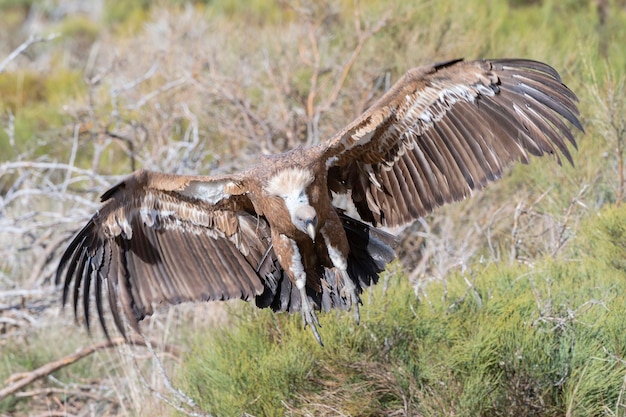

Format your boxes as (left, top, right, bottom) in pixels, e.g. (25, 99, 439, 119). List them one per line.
(57, 58, 583, 345)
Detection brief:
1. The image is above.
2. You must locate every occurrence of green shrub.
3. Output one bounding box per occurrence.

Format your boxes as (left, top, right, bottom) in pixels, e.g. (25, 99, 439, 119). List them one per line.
(178, 206, 626, 416)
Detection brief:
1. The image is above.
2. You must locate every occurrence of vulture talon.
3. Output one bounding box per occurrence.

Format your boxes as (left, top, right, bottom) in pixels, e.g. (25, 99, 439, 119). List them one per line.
(299, 287, 323, 346)
(340, 271, 361, 325)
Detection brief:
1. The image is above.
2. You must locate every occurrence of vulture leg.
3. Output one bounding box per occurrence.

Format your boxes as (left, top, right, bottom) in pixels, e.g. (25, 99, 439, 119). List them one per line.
(322, 230, 360, 323)
(273, 231, 323, 345)
(296, 272, 323, 346)
(340, 270, 360, 324)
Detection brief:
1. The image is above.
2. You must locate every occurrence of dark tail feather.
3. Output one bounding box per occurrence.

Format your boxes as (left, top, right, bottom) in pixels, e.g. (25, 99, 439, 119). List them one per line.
(341, 214, 397, 291)
(256, 213, 397, 313)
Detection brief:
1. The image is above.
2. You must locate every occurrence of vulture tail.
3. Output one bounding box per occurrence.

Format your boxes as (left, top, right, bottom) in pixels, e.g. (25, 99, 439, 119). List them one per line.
(255, 213, 397, 314)
(341, 214, 397, 290)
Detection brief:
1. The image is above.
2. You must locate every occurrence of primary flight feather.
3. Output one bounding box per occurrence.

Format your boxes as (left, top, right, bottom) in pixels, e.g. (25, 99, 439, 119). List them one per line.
(57, 58, 583, 345)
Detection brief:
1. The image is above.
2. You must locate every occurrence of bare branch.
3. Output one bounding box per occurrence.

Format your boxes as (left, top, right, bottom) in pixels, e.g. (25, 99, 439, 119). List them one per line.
(14, 386, 118, 403)
(0, 337, 181, 401)
(318, 11, 391, 113)
(552, 184, 589, 258)
(127, 335, 211, 417)
(0, 33, 60, 74)
(0, 161, 117, 187)
(126, 76, 190, 110)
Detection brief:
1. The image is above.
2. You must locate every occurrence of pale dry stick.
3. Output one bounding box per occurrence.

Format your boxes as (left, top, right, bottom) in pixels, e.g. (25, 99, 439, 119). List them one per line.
(117, 61, 159, 94)
(179, 103, 199, 146)
(407, 218, 435, 284)
(14, 386, 119, 405)
(109, 57, 159, 130)
(509, 189, 552, 264)
(0, 317, 21, 327)
(27, 232, 73, 286)
(358, 69, 391, 114)
(127, 335, 210, 417)
(0, 161, 115, 187)
(551, 184, 589, 258)
(0, 289, 49, 299)
(29, 412, 77, 417)
(3, 108, 15, 147)
(0, 337, 181, 401)
(126, 76, 189, 111)
(61, 125, 81, 195)
(611, 372, 626, 417)
(510, 200, 525, 264)
(0, 188, 100, 213)
(566, 365, 589, 417)
(261, 51, 292, 149)
(177, 103, 202, 171)
(316, 10, 391, 115)
(1, 213, 95, 240)
(485, 204, 509, 263)
(0, 33, 60, 73)
(587, 62, 626, 204)
(5, 308, 37, 324)
(298, 6, 389, 145)
(303, 21, 321, 140)
(193, 76, 274, 151)
(601, 346, 626, 367)
(104, 127, 142, 172)
(83, 39, 102, 81)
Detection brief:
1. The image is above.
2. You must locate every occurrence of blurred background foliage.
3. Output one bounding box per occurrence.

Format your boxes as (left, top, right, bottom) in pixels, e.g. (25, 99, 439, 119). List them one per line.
(0, 0, 625, 416)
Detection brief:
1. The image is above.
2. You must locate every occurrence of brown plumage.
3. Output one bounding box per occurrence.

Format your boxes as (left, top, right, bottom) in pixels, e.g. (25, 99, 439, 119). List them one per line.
(57, 58, 583, 345)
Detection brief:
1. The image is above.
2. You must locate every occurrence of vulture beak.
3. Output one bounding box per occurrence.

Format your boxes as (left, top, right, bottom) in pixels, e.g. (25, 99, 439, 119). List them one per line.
(305, 219, 316, 242)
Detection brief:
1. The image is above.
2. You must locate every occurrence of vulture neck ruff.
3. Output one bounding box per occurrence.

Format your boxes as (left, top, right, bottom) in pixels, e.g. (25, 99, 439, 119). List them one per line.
(265, 168, 317, 230)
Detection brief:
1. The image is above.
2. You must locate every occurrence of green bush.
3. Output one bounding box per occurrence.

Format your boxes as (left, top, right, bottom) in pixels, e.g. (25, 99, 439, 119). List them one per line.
(178, 206, 626, 416)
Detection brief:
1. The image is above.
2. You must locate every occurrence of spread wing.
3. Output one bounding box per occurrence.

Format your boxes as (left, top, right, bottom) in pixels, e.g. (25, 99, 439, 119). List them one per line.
(56, 169, 275, 338)
(322, 58, 583, 226)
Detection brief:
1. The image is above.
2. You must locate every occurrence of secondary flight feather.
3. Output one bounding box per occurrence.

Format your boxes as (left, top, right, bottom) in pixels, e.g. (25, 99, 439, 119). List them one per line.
(57, 58, 583, 345)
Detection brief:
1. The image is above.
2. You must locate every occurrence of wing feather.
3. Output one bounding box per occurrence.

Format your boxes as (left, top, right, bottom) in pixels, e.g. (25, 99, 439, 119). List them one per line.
(105, 240, 126, 339)
(56, 170, 271, 337)
(323, 58, 582, 226)
(72, 248, 88, 321)
(94, 246, 109, 338)
(82, 254, 94, 332)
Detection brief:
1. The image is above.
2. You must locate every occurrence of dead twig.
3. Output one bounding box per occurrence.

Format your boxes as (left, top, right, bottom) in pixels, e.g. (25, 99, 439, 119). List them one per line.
(302, 6, 390, 146)
(509, 189, 551, 264)
(14, 386, 118, 403)
(551, 184, 589, 258)
(27, 232, 74, 286)
(126, 76, 190, 110)
(0, 33, 60, 73)
(0, 337, 182, 401)
(126, 335, 210, 417)
(317, 9, 391, 114)
(0, 289, 49, 298)
(0, 161, 115, 187)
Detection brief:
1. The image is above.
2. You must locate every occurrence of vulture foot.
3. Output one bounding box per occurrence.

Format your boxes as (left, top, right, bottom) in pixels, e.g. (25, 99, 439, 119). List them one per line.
(299, 286, 323, 346)
(340, 271, 361, 324)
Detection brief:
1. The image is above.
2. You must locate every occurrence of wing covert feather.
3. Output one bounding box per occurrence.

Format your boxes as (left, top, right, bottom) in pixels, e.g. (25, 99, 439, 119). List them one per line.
(323, 58, 583, 226)
(56, 170, 271, 337)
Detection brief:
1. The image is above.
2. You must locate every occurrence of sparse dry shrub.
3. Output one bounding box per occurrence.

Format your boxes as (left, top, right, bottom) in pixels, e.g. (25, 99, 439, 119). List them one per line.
(587, 63, 626, 204)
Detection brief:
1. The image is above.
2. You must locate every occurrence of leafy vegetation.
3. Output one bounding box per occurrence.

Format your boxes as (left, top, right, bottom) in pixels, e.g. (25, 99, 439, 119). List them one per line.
(1, 0, 625, 416)
(179, 206, 626, 416)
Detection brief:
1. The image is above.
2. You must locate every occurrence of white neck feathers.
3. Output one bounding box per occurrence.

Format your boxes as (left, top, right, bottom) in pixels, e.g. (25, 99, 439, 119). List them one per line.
(265, 168, 314, 198)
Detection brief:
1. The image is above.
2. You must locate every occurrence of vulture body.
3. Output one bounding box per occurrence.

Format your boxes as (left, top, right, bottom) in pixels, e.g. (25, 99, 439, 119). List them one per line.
(57, 58, 583, 345)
